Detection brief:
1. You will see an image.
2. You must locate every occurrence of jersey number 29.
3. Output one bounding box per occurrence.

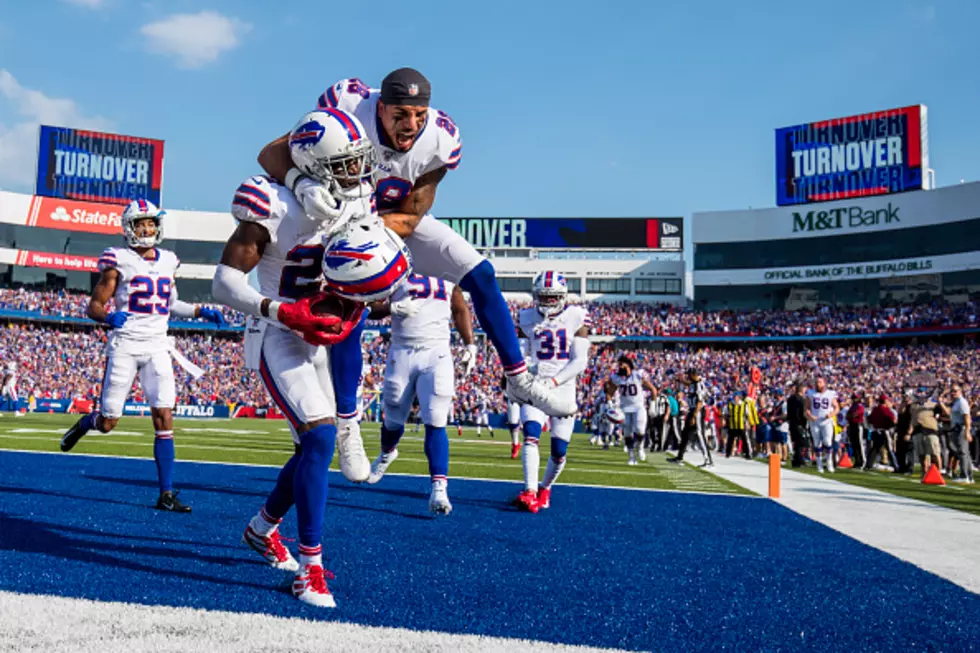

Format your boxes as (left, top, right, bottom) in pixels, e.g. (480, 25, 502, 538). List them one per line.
(128, 276, 171, 315)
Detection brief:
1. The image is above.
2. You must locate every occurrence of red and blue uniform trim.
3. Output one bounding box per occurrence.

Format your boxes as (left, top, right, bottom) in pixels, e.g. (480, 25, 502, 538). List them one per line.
(259, 352, 302, 429)
(446, 144, 462, 170)
(324, 251, 409, 299)
(320, 108, 362, 143)
(233, 182, 271, 217)
(317, 85, 340, 110)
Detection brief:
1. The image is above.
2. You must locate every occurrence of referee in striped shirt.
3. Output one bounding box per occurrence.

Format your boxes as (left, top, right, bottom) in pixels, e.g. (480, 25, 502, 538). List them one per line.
(668, 369, 713, 467)
(648, 386, 671, 452)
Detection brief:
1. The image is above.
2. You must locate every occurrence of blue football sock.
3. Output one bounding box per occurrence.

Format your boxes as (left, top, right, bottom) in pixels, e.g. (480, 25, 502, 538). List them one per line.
(294, 424, 336, 551)
(458, 260, 525, 374)
(551, 436, 569, 460)
(265, 453, 299, 520)
(330, 311, 367, 419)
(77, 412, 95, 434)
(381, 423, 405, 453)
(153, 434, 175, 493)
(424, 425, 450, 480)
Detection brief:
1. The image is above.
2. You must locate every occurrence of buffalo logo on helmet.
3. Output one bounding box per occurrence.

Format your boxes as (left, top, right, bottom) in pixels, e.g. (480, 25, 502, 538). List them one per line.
(322, 240, 379, 270)
(289, 120, 325, 149)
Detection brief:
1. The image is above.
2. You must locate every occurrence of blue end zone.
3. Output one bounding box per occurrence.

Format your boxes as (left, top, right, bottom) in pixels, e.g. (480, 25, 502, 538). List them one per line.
(0, 450, 976, 651)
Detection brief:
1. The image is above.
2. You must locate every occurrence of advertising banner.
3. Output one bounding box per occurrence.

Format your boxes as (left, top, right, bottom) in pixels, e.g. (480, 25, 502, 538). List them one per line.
(775, 105, 928, 206)
(439, 217, 683, 250)
(36, 125, 165, 206)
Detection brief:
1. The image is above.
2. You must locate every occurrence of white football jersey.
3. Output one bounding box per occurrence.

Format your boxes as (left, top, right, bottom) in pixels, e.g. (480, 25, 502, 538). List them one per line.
(315, 78, 462, 212)
(518, 305, 590, 380)
(611, 369, 648, 412)
(809, 389, 838, 420)
(97, 246, 180, 342)
(231, 174, 374, 326)
(389, 274, 454, 346)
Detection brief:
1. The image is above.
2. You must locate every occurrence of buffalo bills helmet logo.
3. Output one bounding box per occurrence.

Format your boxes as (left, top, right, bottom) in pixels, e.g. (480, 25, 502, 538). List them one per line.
(324, 239, 379, 270)
(290, 120, 325, 149)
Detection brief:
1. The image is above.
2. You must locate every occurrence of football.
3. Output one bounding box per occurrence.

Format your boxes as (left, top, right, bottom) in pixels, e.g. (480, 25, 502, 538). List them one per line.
(309, 293, 346, 318)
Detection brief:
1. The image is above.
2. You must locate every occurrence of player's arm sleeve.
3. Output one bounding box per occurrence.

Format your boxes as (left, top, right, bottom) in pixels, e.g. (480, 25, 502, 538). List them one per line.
(168, 284, 197, 318)
(421, 111, 462, 175)
(315, 78, 369, 113)
(551, 314, 591, 386)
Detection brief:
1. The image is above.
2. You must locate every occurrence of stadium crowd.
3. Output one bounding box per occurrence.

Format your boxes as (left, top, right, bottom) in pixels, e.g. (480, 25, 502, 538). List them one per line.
(1, 288, 977, 459)
(1, 287, 975, 337)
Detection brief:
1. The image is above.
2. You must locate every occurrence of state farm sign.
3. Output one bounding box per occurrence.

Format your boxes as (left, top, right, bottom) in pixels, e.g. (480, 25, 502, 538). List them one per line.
(25, 195, 123, 234)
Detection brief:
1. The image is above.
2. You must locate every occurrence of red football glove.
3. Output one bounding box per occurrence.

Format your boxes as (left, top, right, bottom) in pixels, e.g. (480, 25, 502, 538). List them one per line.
(303, 302, 366, 347)
(277, 296, 342, 335)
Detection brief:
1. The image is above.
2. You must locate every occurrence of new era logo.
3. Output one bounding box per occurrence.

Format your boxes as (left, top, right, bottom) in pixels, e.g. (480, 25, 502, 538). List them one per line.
(662, 222, 679, 235)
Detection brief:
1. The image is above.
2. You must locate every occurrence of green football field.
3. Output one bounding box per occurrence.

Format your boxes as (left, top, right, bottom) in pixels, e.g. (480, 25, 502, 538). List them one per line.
(0, 413, 750, 495)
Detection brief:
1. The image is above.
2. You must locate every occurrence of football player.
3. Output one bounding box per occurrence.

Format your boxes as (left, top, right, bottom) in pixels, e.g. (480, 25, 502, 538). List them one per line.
(365, 273, 478, 514)
(213, 109, 410, 607)
(513, 271, 591, 513)
(597, 380, 623, 450)
(806, 376, 840, 473)
(255, 68, 573, 419)
(611, 356, 657, 465)
(474, 388, 494, 438)
(58, 200, 227, 511)
(1, 362, 20, 416)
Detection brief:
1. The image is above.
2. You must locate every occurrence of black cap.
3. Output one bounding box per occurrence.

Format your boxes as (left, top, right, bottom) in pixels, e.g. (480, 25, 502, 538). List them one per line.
(380, 68, 431, 106)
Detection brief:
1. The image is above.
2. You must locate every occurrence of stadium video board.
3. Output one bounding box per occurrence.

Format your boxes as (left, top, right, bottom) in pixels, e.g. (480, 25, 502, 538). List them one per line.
(439, 217, 683, 250)
(775, 105, 928, 206)
(35, 125, 165, 206)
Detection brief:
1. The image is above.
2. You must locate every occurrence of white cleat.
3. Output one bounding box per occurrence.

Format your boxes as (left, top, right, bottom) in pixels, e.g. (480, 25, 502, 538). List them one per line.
(292, 564, 336, 608)
(505, 371, 576, 417)
(367, 449, 399, 485)
(429, 479, 453, 515)
(638, 448, 647, 463)
(336, 418, 370, 482)
(627, 453, 637, 466)
(242, 525, 299, 572)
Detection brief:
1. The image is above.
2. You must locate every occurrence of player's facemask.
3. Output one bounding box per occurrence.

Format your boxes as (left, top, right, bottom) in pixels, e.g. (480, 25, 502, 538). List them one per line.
(310, 141, 378, 202)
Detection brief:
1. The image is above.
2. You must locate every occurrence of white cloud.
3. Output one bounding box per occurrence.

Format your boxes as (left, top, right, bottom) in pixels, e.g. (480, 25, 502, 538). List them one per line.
(0, 69, 113, 191)
(61, 0, 107, 8)
(140, 11, 251, 69)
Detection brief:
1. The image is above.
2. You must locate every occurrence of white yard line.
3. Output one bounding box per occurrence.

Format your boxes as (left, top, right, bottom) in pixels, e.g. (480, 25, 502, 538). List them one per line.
(0, 590, 627, 653)
(705, 456, 980, 594)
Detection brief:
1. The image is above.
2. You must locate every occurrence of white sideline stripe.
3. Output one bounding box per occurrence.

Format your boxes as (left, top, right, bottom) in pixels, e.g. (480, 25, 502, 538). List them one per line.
(0, 448, 758, 498)
(704, 456, 980, 595)
(0, 590, 628, 653)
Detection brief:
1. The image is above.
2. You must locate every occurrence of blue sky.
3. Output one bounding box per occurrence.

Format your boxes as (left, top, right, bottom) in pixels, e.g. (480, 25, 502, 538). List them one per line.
(1, 0, 978, 220)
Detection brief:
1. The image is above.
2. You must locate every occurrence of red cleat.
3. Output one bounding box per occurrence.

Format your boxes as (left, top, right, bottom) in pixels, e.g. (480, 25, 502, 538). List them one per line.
(510, 443, 522, 459)
(514, 489, 540, 513)
(536, 486, 551, 509)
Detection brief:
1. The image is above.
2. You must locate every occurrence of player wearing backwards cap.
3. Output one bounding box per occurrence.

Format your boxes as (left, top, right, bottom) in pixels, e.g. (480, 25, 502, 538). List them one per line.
(59, 199, 227, 512)
(256, 68, 574, 420)
(364, 273, 478, 514)
(513, 271, 591, 513)
(212, 108, 409, 608)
